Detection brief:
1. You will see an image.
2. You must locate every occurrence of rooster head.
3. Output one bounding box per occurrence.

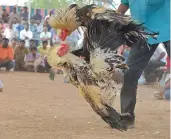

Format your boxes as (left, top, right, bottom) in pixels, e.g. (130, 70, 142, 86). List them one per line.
(56, 29, 71, 57)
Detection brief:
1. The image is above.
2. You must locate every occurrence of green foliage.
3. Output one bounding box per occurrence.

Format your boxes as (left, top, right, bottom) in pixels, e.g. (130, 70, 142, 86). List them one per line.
(31, 0, 71, 9)
(30, 0, 116, 9)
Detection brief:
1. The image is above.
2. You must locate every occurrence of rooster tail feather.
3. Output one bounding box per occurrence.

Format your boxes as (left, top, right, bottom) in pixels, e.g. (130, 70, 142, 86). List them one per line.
(121, 22, 159, 47)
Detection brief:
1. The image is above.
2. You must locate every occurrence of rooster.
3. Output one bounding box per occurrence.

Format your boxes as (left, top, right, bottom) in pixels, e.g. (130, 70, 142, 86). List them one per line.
(47, 4, 157, 131)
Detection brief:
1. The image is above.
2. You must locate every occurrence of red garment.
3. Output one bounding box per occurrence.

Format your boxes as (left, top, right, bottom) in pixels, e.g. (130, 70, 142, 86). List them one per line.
(166, 56, 170, 69)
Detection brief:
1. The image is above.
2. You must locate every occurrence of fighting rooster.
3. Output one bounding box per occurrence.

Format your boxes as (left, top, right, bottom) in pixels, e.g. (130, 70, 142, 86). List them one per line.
(47, 4, 156, 131)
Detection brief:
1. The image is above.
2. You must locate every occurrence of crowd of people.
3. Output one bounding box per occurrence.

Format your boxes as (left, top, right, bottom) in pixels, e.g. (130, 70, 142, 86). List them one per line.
(0, 6, 83, 73)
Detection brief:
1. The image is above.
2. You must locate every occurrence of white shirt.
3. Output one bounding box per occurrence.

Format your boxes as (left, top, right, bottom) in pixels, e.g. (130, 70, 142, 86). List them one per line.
(37, 24, 43, 33)
(20, 29, 33, 48)
(40, 31, 51, 44)
(3, 28, 17, 42)
(150, 43, 167, 63)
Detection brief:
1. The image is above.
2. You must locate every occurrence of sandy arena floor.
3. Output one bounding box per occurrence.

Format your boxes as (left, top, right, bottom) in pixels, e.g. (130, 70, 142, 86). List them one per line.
(0, 72, 170, 139)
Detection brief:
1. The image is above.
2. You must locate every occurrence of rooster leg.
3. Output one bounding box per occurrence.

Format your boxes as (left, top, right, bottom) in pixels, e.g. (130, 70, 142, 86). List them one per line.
(100, 105, 127, 131)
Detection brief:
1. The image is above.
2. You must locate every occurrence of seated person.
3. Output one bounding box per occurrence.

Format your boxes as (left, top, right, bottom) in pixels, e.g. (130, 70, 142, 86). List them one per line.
(0, 34, 2, 44)
(154, 73, 170, 100)
(37, 40, 51, 72)
(144, 43, 167, 83)
(40, 26, 51, 45)
(154, 57, 170, 100)
(37, 40, 50, 56)
(11, 38, 18, 48)
(29, 39, 36, 48)
(0, 38, 14, 71)
(14, 40, 29, 71)
(24, 47, 45, 72)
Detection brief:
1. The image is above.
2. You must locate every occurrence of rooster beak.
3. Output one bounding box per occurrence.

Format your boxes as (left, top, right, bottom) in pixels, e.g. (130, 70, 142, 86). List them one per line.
(57, 29, 71, 41)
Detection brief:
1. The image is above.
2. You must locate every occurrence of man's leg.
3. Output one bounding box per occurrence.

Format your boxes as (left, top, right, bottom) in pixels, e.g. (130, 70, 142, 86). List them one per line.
(37, 65, 45, 73)
(6, 60, 15, 71)
(24, 65, 34, 72)
(44, 59, 52, 72)
(120, 40, 158, 127)
(14, 62, 21, 71)
(0, 60, 15, 71)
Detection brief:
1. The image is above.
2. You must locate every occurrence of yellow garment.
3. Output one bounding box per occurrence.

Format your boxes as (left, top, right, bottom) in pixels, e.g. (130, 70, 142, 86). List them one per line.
(37, 46, 51, 57)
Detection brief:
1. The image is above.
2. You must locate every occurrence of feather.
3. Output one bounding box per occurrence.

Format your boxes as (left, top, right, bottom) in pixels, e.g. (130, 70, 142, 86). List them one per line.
(48, 7, 81, 32)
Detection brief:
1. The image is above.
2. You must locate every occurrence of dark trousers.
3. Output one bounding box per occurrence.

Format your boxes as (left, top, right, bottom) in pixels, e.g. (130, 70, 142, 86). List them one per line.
(44, 59, 52, 72)
(24, 65, 45, 73)
(120, 40, 170, 116)
(14, 62, 25, 71)
(0, 60, 14, 71)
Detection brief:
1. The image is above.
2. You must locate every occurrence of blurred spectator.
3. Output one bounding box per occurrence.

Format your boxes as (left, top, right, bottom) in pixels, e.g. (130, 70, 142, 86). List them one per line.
(0, 38, 14, 71)
(24, 47, 45, 72)
(29, 39, 36, 48)
(154, 57, 170, 100)
(150, 43, 167, 63)
(20, 23, 33, 48)
(0, 18, 4, 30)
(20, 7, 28, 21)
(32, 9, 42, 21)
(0, 34, 2, 44)
(65, 29, 82, 51)
(2, 22, 9, 33)
(14, 40, 29, 71)
(12, 17, 18, 30)
(45, 10, 53, 21)
(2, 9, 9, 23)
(50, 28, 60, 46)
(37, 40, 50, 56)
(40, 26, 51, 45)
(9, 7, 20, 23)
(35, 20, 43, 47)
(36, 20, 43, 33)
(11, 38, 18, 48)
(29, 18, 37, 45)
(37, 40, 51, 72)
(16, 20, 25, 39)
(44, 20, 51, 31)
(0, 19, 4, 34)
(3, 23, 18, 42)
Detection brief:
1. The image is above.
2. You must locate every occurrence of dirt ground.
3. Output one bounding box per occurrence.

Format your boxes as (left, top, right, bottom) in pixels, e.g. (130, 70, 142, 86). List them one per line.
(0, 72, 170, 139)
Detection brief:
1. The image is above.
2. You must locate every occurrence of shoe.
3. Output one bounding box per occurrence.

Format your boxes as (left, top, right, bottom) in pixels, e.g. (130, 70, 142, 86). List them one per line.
(121, 113, 135, 129)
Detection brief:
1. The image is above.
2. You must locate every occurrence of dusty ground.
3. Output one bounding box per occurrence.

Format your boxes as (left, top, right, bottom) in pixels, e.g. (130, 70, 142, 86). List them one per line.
(0, 72, 170, 139)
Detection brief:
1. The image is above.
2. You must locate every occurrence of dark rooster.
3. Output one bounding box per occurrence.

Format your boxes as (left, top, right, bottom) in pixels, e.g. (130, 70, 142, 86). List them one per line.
(48, 4, 157, 131)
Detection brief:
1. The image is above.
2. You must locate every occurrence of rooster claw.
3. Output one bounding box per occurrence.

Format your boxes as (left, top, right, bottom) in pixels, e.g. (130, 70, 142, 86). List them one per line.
(115, 63, 128, 69)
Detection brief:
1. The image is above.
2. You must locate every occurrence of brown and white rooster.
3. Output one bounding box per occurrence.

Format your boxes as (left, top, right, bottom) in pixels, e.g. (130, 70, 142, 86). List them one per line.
(47, 4, 157, 131)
